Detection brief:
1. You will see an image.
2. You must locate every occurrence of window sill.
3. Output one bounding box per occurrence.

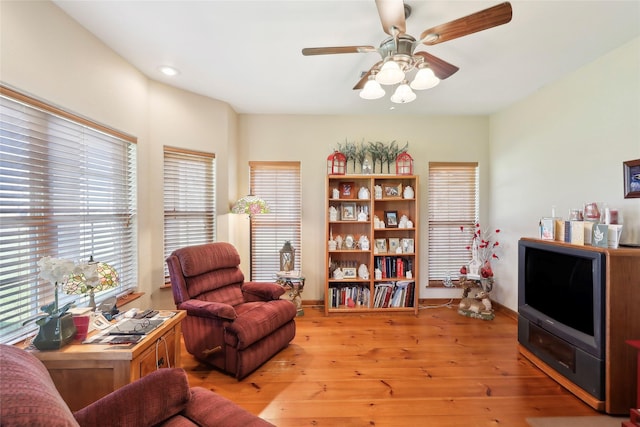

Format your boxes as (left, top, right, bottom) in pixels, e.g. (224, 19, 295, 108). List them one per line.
(427, 280, 461, 288)
(116, 292, 144, 308)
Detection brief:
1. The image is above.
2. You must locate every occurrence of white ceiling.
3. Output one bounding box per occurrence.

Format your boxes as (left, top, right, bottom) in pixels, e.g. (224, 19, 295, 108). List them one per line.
(52, 0, 640, 116)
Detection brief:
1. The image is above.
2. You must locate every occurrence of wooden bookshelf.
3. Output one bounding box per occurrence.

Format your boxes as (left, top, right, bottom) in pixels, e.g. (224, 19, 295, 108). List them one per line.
(325, 175, 419, 315)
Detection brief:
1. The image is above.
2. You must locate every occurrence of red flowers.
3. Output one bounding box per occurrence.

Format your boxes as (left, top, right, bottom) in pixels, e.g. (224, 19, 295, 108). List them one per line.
(461, 223, 501, 263)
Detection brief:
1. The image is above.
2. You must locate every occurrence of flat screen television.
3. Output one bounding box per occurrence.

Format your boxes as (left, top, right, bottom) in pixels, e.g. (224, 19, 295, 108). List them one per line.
(517, 239, 607, 399)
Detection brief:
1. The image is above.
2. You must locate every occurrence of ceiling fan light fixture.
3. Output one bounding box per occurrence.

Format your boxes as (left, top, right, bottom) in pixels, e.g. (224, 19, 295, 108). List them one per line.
(360, 77, 385, 100)
(410, 66, 440, 90)
(376, 59, 404, 85)
(390, 81, 416, 104)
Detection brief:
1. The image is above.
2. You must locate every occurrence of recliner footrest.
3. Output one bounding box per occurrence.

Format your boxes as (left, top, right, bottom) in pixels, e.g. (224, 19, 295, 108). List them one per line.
(225, 300, 297, 350)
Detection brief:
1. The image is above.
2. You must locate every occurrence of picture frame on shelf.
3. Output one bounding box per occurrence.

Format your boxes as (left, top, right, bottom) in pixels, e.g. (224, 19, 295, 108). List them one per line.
(342, 267, 357, 279)
(344, 234, 355, 250)
(382, 183, 402, 199)
(384, 210, 398, 228)
(339, 182, 356, 199)
(623, 159, 640, 199)
(341, 203, 356, 221)
(375, 238, 387, 253)
(388, 238, 400, 253)
(401, 238, 414, 254)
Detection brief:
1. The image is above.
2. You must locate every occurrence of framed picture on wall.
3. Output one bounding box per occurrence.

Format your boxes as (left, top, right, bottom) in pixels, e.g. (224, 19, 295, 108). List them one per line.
(623, 159, 640, 198)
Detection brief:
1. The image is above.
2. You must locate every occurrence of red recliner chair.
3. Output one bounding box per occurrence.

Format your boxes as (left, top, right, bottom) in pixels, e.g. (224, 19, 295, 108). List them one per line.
(166, 242, 297, 380)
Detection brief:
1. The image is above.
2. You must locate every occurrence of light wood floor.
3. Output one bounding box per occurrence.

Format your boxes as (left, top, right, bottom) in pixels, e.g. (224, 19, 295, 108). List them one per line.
(180, 304, 601, 426)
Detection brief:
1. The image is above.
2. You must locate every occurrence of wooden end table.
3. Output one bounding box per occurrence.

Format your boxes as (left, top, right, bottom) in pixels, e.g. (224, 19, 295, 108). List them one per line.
(28, 310, 185, 411)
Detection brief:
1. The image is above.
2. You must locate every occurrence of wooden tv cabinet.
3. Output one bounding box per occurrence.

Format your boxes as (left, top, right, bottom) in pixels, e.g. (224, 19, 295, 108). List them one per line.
(29, 310, 186, 411)
(518, 238, 640, 414)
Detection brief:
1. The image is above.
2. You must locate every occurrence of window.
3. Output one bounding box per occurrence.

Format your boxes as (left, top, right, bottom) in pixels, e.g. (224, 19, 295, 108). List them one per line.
(0, 86, 137, 344)
(427, 162, 479, 283)
(163, 147, 216, 283)
(249, 161, 301, 281)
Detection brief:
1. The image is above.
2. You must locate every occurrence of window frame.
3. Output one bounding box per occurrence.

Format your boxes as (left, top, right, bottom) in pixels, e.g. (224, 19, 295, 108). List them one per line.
(427, 162, 479, 284)
(162, 146, 216, 284)
(0, 85, 138, 344)
(248, 161, 301, 281)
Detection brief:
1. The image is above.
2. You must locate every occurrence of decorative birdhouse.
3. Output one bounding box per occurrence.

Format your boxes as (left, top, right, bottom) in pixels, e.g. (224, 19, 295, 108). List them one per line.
(396, 152, 413, 175)
(327, 151, 346, 175)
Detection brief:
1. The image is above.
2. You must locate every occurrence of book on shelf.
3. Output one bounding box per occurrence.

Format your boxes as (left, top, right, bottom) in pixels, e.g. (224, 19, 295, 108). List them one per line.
(373, 281, 415, 308)
(374, 283, 393, 308)
(374, 256, 413, 280)
(329, 285, 370, 309)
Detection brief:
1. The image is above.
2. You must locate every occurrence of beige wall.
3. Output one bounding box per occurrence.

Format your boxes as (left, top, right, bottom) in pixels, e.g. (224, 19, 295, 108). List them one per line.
(2, 0, 151, 310)
(147, 81, 239, 308)
(490, 37, 640, 309)
(2, 0, 638, 312)
(237, 115, 490, 301)
(0, 1, 239, 310)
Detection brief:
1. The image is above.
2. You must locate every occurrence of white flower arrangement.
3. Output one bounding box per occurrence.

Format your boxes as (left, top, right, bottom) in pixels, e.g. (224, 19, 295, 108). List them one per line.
(37, 256, 75, 285)
(24, 257, 77, 326)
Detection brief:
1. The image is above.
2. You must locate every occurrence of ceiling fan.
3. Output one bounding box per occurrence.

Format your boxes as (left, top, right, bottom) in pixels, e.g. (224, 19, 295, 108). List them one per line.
(302, 1, 512, 103)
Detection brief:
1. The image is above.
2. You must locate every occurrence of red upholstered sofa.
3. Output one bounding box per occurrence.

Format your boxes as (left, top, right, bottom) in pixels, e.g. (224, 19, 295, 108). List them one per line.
(166, 242, 297, 380)
(0, 344, 274, 427)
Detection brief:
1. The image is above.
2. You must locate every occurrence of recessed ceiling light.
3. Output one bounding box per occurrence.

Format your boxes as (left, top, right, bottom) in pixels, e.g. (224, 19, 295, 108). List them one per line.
(158, 65, 179, 77)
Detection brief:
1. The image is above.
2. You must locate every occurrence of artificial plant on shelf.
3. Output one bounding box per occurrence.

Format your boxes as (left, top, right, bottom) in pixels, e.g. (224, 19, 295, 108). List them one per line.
(336, 139, 357, 173)
(354, 141, 369, 172)
(23, 257, 78, 350)
(367, 141, 385, 173)
(383, 141, 409, 173)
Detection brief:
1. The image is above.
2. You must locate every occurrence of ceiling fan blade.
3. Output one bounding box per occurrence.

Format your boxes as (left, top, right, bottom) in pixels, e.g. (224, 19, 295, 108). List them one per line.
(302, 46, 377, 56)
(419, 2, 512, 46)
(353, 62, 383, 90)
(375, 0, 406, 36)
(353, 72, 372, 91)
(413, 51, 459, 80)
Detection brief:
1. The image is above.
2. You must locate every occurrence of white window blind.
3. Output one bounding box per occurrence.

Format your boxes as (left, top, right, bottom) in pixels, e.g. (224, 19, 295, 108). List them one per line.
(163, 147, 216, 283)
(249, 161, 301, 281)
(0, 86, 137, 344)
(428, 162, 478, 282)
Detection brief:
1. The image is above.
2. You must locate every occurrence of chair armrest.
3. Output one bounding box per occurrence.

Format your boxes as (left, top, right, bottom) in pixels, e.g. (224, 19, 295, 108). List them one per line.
(182, 387, 275, 426)
(73, 368, 190, 427)
(178, 299, 237, 320)
(242, 281, 285, 302)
